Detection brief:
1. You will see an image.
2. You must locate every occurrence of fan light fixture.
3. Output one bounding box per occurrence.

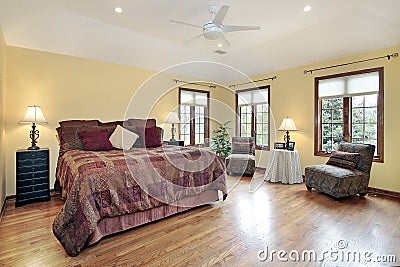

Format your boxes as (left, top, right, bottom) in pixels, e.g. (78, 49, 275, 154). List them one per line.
(170, 5, 260, 46)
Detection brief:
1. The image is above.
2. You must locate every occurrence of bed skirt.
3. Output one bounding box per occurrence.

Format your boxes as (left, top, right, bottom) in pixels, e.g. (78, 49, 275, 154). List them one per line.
(87, 189, 220, 246)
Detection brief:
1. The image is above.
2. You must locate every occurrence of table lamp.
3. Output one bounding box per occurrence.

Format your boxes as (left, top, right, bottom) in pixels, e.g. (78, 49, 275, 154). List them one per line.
(278, 117, 297, 150)
(165, 111, 180, 141)
(19, 105, 48, 150)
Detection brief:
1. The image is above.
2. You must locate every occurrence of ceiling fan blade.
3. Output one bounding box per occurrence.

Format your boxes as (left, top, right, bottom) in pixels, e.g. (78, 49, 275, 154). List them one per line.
(220, 33, 231, 46)
(183, 34, 204, 44)
(169, 19, 202, 29)
(223, 25, 261, 33)
(212, 5, 229, 26)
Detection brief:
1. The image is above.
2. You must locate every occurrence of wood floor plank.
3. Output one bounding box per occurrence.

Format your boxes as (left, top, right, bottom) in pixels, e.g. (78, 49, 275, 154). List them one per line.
(0, 171, 399, 266)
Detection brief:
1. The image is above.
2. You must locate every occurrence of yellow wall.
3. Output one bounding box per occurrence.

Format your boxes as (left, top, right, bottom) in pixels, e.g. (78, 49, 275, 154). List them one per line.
(5, 46, 162, 195)
(4, 44, 400, 196)
(0, 27, 6, 209)
(241, 45, 400, 192)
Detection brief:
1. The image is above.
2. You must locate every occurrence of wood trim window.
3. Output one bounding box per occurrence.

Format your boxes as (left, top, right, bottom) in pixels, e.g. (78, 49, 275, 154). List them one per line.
(179, 88, 210, 146)
(314, 67, 384, 162)
(236, 85, 270, 150)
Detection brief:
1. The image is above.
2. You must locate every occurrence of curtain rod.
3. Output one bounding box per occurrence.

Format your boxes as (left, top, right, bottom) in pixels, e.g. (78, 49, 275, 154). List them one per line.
(228, 76, 277, 88)
(173, 79, 216, 89)
(304, 52, 398, 74)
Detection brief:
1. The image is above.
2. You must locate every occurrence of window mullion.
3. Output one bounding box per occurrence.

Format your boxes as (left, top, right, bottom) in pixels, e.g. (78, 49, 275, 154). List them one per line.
(343, 97, 351, 142)
(190, 106, 195, 145)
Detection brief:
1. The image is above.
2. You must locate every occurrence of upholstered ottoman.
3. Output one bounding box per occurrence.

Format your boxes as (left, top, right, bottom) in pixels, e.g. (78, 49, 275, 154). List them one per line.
(225, 155, 256, 176)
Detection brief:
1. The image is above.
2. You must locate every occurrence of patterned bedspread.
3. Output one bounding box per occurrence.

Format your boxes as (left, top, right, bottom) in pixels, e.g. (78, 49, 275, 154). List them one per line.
(52, 145, 226, 256)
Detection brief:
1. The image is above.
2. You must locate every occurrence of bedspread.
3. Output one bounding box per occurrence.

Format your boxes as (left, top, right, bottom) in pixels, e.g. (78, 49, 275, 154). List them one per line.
(53, 145, 226, 256)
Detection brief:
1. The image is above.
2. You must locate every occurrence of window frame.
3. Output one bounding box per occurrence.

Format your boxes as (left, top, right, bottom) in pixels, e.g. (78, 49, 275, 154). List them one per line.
(236, 85, 271, 151)
(314, 67, 384, 162)
(178, 87, 210, 146)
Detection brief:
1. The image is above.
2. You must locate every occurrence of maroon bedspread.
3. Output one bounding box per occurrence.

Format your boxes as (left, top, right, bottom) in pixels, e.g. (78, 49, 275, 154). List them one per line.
(52, 145, 226, 256)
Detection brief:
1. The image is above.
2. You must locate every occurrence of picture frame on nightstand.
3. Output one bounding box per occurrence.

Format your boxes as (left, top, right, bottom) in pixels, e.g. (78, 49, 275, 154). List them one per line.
(274, 142, 286, 149)
(287, 141, 295, 151)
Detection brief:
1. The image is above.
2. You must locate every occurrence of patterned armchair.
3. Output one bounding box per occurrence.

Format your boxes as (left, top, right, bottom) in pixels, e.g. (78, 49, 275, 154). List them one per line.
(225, 137, 256, 176)
(305, 142, 375, 200)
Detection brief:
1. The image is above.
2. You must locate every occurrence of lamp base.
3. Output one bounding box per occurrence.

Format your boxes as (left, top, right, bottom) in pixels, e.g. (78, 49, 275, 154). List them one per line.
(28, 145, 40, 150)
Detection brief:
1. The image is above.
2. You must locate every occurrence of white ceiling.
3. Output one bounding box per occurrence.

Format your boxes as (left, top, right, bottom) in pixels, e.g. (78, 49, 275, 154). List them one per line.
(1, 0, 400, 82)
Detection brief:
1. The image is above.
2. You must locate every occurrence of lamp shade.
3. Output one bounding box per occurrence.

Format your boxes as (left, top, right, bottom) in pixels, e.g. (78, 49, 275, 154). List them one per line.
(19, 105, 48, 124)
(165, 111, 180, 124)
(278, 117, 297, 131)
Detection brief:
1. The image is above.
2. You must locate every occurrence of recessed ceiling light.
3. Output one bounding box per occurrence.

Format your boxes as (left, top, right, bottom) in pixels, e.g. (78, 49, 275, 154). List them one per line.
(115, 7, 123, 13)
(218, 43, 223, 48)
(304, 5, 311, 12)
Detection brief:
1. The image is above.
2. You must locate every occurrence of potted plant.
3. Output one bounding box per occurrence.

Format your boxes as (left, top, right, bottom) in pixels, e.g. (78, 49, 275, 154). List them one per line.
(211, 121, 232, 160)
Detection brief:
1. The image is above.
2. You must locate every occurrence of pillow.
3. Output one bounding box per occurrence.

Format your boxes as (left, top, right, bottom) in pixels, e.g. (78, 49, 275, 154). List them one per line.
(78, 130, 114, 151)
(125, 118, 156, 128)
(125, 125, 146, 147)
(144, 126, 162, 148)
(59, 120, 100, 127)
(109, 125, 139, 150)
(326, 150, 361, 170)
(100, 121, 123, 129)
(57, 125, 116, 152)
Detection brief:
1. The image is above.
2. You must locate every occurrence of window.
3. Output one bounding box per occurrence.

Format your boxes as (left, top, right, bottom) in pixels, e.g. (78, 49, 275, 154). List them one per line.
(236, 86, 270, 150)
(179, 88, 209, 145)
(315, 67, 384, 162)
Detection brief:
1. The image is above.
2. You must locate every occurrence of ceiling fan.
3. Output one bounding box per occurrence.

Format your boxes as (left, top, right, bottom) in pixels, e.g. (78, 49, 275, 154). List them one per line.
(170, 5, 260, 45)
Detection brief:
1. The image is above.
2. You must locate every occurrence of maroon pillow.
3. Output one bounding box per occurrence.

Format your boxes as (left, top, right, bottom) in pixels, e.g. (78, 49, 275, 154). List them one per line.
(125, 118, 156, 128)
(144, 126, 162, 148)
(78, 130, 113, 151)
(59, 120, 100, 127)
(326, 150, 360, 170)
(100, 121, 123, 129)
(57, 125, 116, 153)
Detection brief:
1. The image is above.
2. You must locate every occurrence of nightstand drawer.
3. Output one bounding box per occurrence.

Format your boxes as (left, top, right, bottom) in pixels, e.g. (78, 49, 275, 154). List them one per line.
(17, 150, 48, 160)
(17, 170, 49, 181)
(18, 164, 48, 173)
(17, 158, 48, 167)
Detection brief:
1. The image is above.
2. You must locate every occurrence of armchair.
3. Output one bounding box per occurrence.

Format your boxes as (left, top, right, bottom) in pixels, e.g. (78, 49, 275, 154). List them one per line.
(225, 137, 256, 176)
(305, 142, 375, 200)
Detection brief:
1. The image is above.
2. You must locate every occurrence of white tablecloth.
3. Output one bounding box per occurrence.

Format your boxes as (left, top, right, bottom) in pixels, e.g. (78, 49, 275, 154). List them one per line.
(264, 149, 303, 184)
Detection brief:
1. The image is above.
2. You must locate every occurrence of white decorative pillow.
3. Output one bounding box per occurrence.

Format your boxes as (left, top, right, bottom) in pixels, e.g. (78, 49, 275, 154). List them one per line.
(109, 125, 139, 150)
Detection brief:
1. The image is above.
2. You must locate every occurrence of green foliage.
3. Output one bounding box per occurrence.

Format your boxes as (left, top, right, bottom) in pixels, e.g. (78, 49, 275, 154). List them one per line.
(211, 121, 232, 158)
(321, 96, 378, 152)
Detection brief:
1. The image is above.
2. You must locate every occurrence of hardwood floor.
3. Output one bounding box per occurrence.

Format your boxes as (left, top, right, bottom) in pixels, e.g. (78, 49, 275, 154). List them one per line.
(0, 171, 399, 266)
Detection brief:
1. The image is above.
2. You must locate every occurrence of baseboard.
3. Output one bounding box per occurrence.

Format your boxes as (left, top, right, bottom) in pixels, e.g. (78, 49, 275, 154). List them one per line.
(0, 195, 14, 224)
(368, 187, 400, 199)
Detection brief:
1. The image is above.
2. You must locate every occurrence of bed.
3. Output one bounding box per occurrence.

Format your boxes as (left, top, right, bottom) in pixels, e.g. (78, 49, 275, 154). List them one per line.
(52, 119, 227, 256)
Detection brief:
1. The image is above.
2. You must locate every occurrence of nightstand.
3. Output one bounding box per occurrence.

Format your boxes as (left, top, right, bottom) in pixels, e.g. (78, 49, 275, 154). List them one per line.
(16, 148, 50, 207)
(164, 140, 184, 146)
